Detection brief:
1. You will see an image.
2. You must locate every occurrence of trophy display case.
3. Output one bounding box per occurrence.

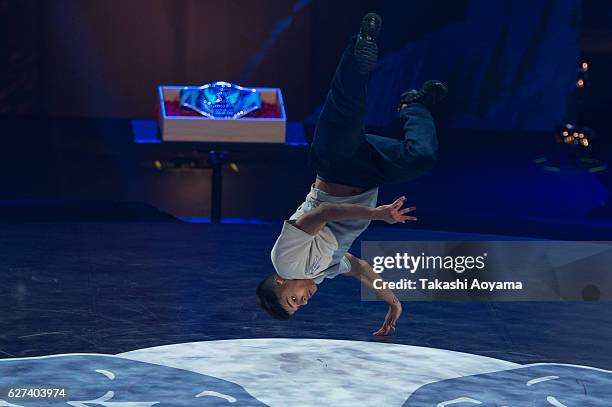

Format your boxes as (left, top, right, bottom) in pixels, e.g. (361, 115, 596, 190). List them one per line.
(157, 84, 286, 143)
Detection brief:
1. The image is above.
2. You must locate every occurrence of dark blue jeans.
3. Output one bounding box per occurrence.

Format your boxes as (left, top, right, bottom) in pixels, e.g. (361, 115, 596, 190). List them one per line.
(309, 40, 438, 189)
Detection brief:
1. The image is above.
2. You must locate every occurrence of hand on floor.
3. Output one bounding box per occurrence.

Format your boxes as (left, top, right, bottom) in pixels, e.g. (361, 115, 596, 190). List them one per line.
(373, 300, 402, 336)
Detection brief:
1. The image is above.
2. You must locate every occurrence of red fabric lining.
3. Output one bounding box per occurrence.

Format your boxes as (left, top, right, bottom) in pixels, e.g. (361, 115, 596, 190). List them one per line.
(162, 100, 281, 118)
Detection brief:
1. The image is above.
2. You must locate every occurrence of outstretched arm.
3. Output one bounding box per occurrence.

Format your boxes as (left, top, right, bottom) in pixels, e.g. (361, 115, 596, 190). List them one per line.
(294, 196, 416, 235)
(344, 253, 402, 336)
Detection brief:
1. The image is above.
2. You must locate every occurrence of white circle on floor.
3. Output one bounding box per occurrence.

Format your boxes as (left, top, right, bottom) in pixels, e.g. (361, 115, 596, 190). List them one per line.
(118, 338, 520, 406)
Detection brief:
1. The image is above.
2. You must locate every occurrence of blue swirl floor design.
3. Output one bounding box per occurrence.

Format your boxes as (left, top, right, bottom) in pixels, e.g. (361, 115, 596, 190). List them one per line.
(0, 355, 264, 406)
(1, 344, 611, 406)
(405, 364, 612, 406)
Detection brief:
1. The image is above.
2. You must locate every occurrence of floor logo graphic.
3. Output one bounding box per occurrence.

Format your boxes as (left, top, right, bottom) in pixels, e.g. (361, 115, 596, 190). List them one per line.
(1, 340, 610, 406)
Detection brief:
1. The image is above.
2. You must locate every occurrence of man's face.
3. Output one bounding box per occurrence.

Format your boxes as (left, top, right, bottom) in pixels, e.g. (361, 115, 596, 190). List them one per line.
(276, 277, 317, 314)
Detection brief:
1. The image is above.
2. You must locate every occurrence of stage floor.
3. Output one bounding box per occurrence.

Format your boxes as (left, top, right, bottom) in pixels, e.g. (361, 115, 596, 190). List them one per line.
(1, 222, 611, 405)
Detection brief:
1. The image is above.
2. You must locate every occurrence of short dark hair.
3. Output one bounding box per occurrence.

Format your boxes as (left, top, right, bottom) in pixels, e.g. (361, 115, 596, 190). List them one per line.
(256, 274, 291, 320)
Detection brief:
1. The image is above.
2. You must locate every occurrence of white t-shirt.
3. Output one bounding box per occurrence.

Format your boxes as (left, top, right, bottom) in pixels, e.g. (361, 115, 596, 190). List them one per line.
(270, 185, 379, 284)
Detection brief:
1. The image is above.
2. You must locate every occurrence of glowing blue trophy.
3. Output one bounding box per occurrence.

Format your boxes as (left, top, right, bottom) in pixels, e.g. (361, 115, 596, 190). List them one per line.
(179, 81, 262, 119)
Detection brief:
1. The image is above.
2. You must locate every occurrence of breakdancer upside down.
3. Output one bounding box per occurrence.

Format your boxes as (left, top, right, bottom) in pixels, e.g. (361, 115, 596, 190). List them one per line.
(256, 13, 447, 336)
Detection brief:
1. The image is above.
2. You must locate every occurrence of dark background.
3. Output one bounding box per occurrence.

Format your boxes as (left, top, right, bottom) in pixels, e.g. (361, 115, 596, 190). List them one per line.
(1, 0, 611, 237)
(0, 0, 586, 129)
(1, 0, 612, 374)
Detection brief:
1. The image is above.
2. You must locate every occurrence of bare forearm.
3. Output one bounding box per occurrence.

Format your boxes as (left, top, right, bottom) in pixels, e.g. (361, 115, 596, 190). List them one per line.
(319, 202, 376, 222)
(294, 196, 416, 236)
(347, 254, 398, 305)
(322, 197, 416, 225)
(358, 264, 398, 305)
(345, 253, 403, 336)
(294, 203, 376, 235)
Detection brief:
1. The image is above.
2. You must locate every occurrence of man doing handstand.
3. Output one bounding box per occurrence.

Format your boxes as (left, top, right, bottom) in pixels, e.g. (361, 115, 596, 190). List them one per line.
(256, 13, 447, 336)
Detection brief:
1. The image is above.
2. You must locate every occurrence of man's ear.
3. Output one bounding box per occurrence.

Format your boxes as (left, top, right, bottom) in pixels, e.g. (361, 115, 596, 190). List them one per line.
(274, 275, 286, 285)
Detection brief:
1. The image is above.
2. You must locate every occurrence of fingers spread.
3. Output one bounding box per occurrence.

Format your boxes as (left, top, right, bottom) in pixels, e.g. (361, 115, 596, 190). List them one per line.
(393, 196, 407, 208)
(399, 207, 416, 215)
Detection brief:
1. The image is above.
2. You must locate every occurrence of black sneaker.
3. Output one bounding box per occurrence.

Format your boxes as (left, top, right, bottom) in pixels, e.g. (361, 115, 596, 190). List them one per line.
(399, 80, 448, 111)
(354, 13, 382, 74)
